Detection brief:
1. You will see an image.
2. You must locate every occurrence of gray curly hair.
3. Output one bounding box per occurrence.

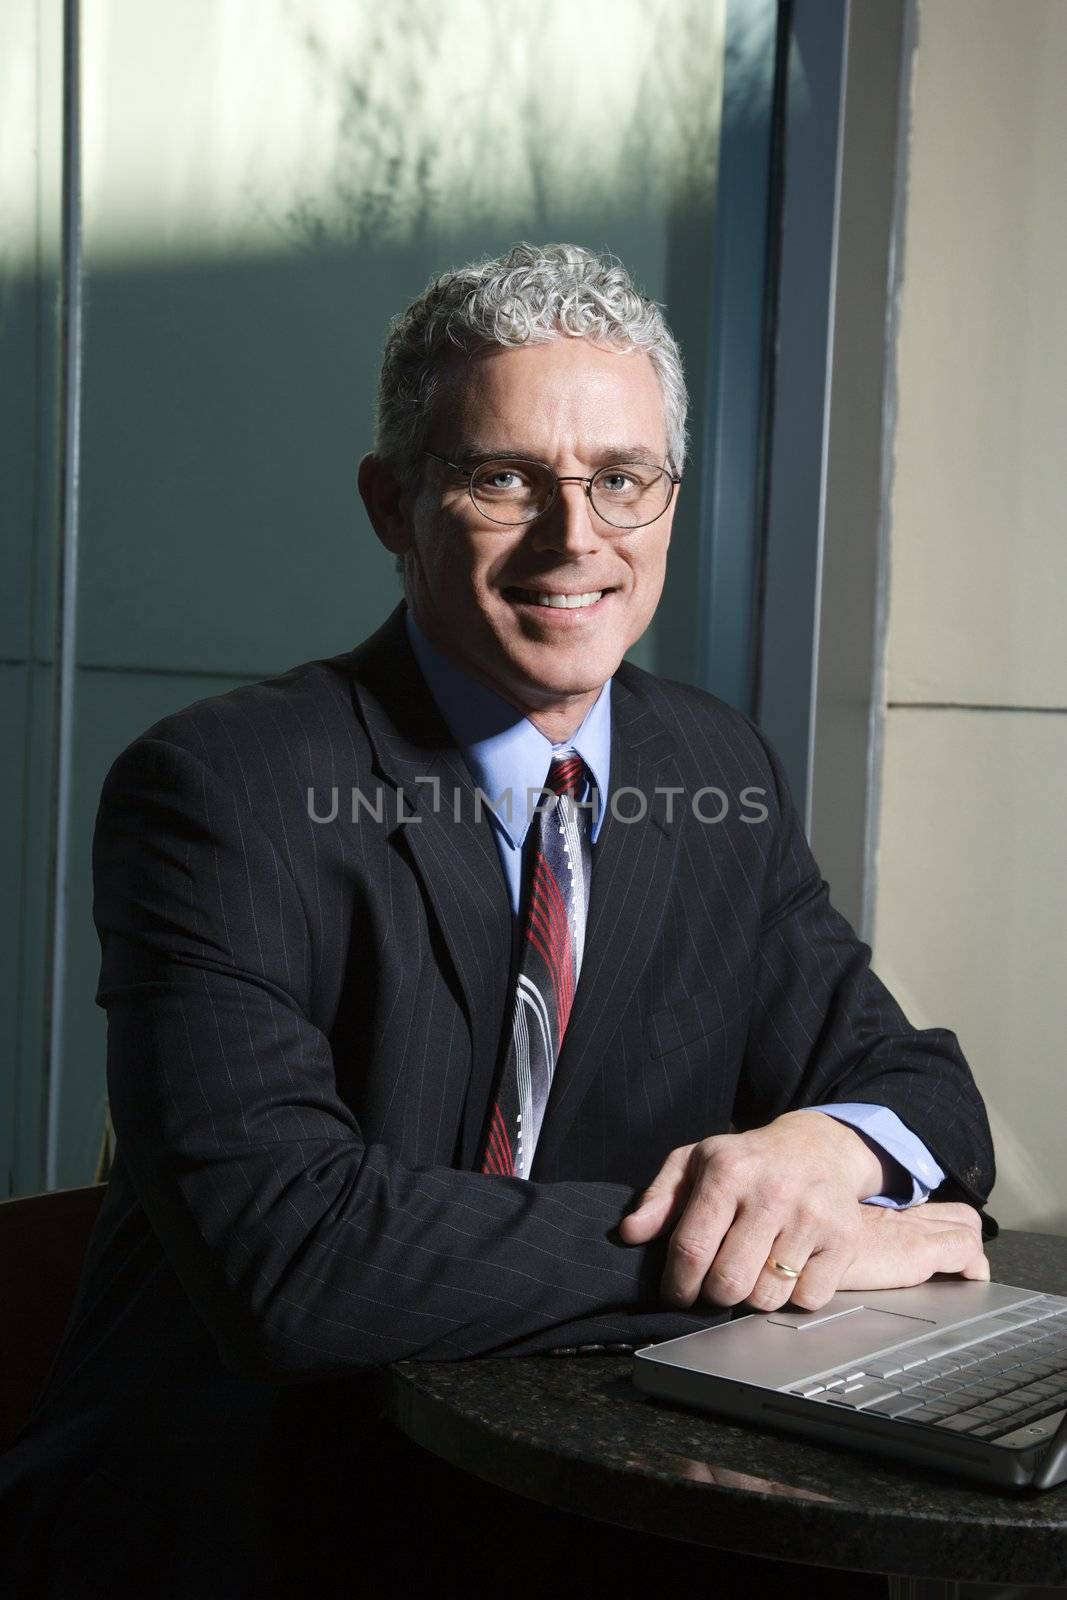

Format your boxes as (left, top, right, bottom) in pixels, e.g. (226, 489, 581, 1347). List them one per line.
(374, 242, 688, 481)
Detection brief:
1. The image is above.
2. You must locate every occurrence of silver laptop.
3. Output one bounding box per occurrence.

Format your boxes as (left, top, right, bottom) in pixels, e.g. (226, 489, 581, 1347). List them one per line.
(633, 1279, 1067, 1489)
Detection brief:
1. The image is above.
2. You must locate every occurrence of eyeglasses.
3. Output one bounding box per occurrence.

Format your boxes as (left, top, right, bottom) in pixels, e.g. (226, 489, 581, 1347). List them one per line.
(422, 451, 680, 531)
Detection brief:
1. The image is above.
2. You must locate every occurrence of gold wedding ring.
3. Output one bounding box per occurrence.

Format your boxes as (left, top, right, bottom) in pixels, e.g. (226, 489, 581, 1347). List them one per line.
(769, 1258, 801, 1279)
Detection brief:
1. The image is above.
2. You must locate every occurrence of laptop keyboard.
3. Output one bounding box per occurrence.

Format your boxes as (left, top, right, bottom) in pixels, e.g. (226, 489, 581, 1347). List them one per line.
(785, 1295, 1067, 1443)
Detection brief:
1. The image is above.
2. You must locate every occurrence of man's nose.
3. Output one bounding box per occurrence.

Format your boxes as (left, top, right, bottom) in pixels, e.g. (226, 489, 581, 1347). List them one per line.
(529, 480, 605, 556)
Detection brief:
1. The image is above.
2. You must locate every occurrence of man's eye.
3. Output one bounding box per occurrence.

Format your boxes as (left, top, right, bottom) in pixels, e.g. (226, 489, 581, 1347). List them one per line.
(474, 465, 534, 496)
(599, 471, 639, 494)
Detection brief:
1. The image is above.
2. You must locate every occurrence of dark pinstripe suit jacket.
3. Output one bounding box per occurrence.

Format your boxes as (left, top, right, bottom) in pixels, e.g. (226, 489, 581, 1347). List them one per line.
(1, 601, 995, 1586)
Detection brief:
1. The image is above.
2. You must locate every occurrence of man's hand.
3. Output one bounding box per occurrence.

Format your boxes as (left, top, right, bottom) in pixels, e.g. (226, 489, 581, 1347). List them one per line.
(835, 1201, 989, 1293)
(618, 1113, 988, 1311)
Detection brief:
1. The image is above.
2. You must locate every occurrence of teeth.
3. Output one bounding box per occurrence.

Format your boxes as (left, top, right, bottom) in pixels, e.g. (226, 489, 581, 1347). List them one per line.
(531, 591, 603, 609)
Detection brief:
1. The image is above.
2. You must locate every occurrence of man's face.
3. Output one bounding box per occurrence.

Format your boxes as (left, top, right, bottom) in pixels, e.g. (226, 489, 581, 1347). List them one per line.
(396, 338, 677, 723)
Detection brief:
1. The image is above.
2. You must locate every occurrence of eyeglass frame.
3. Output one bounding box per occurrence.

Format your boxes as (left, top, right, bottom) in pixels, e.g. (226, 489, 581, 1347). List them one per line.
(420, 449, 681, 531)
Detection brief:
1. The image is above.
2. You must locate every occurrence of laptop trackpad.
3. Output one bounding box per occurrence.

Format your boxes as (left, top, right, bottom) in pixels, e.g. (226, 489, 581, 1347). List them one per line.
(648, 1305, 939, 1387)
(767, 1305, 933, 1333)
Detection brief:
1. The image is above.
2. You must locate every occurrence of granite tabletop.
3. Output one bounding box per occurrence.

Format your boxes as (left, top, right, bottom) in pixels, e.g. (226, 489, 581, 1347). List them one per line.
(389, 1230, 1067, 1586)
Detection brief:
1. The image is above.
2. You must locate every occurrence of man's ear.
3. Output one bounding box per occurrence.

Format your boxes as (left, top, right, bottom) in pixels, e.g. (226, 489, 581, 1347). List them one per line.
(358, 453, 413, 556)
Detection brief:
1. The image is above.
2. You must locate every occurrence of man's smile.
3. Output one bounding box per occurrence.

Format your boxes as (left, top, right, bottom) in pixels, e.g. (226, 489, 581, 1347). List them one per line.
(501, 584, 616, 615)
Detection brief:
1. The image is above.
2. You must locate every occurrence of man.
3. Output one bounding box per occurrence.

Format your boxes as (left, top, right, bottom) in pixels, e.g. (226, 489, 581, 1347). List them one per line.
(1, 243, 994, 1595)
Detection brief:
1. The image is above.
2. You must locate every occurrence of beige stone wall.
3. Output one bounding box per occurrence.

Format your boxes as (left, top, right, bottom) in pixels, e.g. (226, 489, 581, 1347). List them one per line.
(873, 0, 1067, 1230)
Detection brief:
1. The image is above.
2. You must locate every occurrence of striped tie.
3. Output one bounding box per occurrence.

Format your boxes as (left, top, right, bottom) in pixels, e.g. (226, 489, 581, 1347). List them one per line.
(480, 752, 592, 1180)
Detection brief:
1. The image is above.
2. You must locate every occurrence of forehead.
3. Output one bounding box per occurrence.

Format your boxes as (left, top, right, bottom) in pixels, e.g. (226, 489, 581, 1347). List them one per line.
(433, 338, 668, 457)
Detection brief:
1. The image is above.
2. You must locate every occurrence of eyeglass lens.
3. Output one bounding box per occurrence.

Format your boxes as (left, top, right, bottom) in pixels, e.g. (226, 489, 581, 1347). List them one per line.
(469, 460, 673, 528)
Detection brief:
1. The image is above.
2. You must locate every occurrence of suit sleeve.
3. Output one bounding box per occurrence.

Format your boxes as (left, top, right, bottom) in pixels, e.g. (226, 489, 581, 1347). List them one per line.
(733, 732, 998, 1239)
(93, 737, 709, 1378)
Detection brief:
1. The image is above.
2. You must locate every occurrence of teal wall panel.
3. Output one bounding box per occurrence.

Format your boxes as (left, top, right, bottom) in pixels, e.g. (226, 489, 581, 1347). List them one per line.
(2, 664, 54, 1195)
(77, 250, 398, 675)
(0, 668, 31, 1191)
(3, 0, 63, 1194)
(1, 274, 40, 663)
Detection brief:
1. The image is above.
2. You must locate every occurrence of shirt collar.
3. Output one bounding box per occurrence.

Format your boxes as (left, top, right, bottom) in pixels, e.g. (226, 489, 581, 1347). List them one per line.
(404, 608, 611, 846)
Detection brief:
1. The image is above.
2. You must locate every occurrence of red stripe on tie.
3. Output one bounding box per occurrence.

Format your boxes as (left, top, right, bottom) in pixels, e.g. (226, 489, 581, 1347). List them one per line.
(548, 758, 583, 797)
(527, 856, 575, 1024)
(489, 1111, 509, 1175)
(481, 1103, 514, 1175)
(526, 922, 575, 1037)
(527, 893, 570, 1008)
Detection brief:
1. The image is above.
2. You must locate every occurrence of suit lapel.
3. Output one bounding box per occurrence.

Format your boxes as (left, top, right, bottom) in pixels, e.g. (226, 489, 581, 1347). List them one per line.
(347, 608, 513, 1160)
(529, 670, 684, 1177)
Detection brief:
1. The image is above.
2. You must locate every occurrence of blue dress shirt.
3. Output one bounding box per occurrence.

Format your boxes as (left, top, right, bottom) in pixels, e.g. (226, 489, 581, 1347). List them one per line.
(403, 610, 943, 1207)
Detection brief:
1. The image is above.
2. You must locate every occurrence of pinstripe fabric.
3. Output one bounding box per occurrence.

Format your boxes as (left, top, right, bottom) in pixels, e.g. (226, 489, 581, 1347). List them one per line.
(0, 602, 996, 1589)
(73, 602, 996, 1364)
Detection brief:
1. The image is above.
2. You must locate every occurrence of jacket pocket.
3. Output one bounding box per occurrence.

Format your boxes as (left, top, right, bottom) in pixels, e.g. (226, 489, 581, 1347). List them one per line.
(646, 983, 749, 1058)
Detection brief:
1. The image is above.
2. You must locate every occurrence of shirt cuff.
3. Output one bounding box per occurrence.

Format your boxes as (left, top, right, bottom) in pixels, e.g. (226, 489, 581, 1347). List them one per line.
(800, 1103, 946, 1208)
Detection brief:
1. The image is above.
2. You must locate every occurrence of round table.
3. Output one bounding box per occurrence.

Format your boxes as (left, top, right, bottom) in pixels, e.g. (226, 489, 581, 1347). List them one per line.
(389, 1231, 1067, 1596)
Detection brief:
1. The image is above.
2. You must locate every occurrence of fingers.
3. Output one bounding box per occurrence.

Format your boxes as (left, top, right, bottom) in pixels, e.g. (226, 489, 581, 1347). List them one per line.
(839, 1209, 992, 1291)
(657, 1144, 863, 1309)
(932, 1223, 990, 1280)
(729, 1222, 822, 1312)
(768, 1237, 857, 1311)
(672, 1201, 852, 1312)
(905, 1223, 989, 1288)
(660, 1175, 739, 1306)
(618, 1144, 695, 1244)
(772, 1218, 987, 1302)
(919, 1200, 984, 1238)
(693, 1209, 783, 1309)
(890, 1221, 989, 1287)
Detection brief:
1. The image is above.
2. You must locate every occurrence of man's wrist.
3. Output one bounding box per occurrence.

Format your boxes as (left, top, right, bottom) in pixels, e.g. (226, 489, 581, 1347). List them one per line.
(781, 1109, 885, 1199)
